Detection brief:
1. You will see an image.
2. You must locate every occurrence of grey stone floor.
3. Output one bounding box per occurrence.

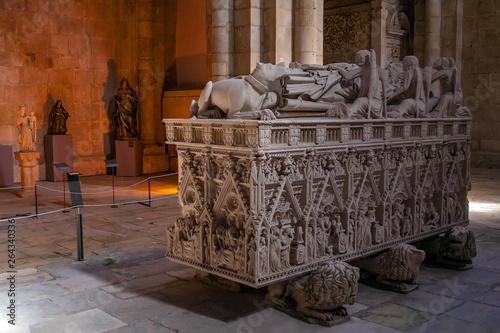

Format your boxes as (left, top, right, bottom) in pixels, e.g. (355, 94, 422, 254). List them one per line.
(0, 168, 499, 332)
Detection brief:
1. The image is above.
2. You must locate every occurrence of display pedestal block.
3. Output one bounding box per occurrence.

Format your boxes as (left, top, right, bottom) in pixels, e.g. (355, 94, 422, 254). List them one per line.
(0, 145, 14, 186)
(14, 151, 40, 197)
(44, 135, 73, 182)
(116, 140, 142, 177)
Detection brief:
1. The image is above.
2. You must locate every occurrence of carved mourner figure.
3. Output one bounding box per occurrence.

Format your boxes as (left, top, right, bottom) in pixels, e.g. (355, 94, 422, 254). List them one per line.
(387, 56, 426, 118)
(48, 100, 70, 135)
(429, 57, 471, 118)
(330, 49, 387, 119)
(16, 105, 36, 151)
(114, 78, 139, 140)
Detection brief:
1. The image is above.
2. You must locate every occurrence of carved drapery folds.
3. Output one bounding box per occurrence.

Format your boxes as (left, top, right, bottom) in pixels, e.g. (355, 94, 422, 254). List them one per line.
(164, 117, 471, 287)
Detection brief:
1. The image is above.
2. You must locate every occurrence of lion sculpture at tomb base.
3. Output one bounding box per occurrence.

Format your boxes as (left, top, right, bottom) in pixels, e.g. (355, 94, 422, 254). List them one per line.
(265, 261, 359, 327)
(415, 226, 477, 270)
(350, 243, 426, 293)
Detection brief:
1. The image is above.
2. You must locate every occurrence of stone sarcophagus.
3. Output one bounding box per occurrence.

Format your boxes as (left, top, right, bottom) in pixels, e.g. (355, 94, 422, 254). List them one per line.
(163, 117, 471, 288)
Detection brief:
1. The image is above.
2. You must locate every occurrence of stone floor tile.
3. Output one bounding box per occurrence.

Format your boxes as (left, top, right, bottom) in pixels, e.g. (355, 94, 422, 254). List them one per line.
(15, 299, 67, 326)
(354, 283, 400, 306)
(228, 307, 319, 333)
(152, 309, 239, 333)
(16, 280, 72, 301)
(29, 308, 127, 333)
(453, 267, 500, 287)
(106, 319, 177, 333)
(473, 289, 500, 307)
(315, 317, 401, 333)
(390, 289, 464, 315)
(50, 287, 120, 313)
(475, 256, 500, 274)
(419, 278, 491, 301)
(407, 315, 498, 333)
(100, 293, 179, 324)
(444, 301, 500, 330)
(360, 302, 432, 331)
(101, 273, 178, 299)
(56, 269, 126, 292)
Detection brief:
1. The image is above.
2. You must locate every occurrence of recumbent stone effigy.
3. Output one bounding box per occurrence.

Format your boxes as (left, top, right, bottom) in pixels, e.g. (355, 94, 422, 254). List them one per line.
(163, 50, 475, 325)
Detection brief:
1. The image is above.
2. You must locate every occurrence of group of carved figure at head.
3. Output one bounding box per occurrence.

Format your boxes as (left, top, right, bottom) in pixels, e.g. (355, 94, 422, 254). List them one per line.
(190, 50, 471, 121)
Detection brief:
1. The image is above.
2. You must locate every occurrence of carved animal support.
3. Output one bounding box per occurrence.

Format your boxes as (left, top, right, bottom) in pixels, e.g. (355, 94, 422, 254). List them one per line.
(350, 243, 425, 293)
(265, 261, 359, 326)
(190, 62, 287, 120)
(414, 226, 477, 270)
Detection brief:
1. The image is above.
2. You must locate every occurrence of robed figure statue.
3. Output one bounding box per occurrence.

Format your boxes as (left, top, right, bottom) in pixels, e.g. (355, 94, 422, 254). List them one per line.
(114, 78, 139, 140)
(48, 100, 70, 135)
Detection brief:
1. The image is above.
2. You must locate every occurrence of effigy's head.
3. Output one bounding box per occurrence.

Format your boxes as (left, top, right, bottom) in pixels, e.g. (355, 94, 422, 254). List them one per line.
(354, 50, 370, 66)
(251, 62, 287, 83)
(403, 55, 419, 70)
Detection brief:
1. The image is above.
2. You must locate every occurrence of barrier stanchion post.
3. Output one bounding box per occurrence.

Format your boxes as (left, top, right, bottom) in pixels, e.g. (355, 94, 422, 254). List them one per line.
(105, 160, 119, 208)
(148, 178, 151, 207)
(35, 184, 38, 218)
(76, 206, 84, 261)
(55, 163, 70, 213)
(67, 172, 84, 261)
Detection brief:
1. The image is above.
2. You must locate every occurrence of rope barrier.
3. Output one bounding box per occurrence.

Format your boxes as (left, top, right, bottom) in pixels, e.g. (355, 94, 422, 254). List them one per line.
(8, 172, 179, 196)
(0, 192, 179, 223)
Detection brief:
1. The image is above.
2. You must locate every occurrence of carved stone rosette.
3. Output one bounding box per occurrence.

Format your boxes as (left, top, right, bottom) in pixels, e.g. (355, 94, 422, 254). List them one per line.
(163, 117, 471, 288)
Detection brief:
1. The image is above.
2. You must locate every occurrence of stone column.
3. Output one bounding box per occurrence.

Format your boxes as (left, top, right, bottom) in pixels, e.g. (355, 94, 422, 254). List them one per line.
(425, 0, 441, 67)
(210, 0, 234, 81)
(371, 0, 388, 67)
(294, 0, 323, 65)
(138, 0, 155, 146)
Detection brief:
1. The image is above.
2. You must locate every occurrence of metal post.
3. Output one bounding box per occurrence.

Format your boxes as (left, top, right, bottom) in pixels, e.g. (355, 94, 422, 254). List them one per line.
(63, 171, 69, 213)
(76, 206, 84, 261)
(148, 178, 151, 207)
(35, 184, 38, 218)
(111, 166, 117, 208)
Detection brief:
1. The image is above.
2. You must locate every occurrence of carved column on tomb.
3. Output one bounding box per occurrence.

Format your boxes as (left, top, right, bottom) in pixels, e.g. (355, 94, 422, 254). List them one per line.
(138, 0, 155, 146)
(294, 0, 324, 65)
(209, 0, 235, 81)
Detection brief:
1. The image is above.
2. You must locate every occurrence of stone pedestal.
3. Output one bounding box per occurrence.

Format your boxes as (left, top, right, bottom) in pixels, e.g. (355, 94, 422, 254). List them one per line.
(142, 145, 169, 174)
(0, 145, 14, 187)
(44, 135, 73, 182)
(116, 140, 143, 177)
(14, 151, 40, 197)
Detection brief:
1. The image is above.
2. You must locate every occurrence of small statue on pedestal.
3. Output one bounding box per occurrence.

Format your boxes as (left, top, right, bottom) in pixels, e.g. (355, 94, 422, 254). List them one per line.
(48, 100, 70, 135)
(114, 78, 139, 140)
(16, 105, 36, 151)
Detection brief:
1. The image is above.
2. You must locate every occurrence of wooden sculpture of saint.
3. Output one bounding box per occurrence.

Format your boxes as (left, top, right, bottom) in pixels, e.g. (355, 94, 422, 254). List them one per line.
(48, 100, 70, 135)
(114, 78, 139, 140)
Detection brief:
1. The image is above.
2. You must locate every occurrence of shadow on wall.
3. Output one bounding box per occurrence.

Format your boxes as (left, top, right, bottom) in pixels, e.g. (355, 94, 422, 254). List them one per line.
(102, 59, 117, 166)
(38, 93, 56, 167)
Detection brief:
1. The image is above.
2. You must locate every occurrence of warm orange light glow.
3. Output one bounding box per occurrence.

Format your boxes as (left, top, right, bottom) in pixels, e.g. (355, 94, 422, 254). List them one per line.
(152, 186, 178, 195)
